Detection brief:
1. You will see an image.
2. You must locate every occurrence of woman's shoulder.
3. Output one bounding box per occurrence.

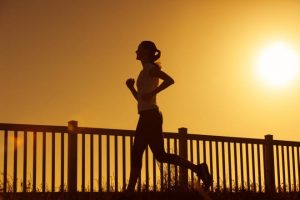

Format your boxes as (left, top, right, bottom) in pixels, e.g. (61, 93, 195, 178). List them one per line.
(148, 63, 162, 77)
(147, 63, 161, 71)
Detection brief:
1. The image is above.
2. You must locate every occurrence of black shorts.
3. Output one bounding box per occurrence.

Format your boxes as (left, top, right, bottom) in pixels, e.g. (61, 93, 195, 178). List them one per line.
(131, 109, 165, 166)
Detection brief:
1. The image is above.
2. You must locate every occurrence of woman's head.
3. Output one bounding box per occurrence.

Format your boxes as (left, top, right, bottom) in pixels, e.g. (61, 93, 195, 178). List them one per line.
(136, 41, 161, 63)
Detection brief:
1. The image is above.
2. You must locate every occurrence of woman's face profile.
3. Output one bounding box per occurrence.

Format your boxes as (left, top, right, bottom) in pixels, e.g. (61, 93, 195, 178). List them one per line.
(136, 45, 150, 61)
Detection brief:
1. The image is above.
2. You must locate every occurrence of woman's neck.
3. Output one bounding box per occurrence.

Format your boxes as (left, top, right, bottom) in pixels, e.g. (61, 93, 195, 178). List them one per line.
(141, 61, 152, 68)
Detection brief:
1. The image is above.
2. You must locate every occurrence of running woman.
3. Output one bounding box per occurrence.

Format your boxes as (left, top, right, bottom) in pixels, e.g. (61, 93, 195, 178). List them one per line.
(125, 41, 212, 193)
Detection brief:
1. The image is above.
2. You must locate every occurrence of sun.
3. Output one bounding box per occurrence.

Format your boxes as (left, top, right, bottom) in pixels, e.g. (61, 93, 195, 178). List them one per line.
(256, 42, 299, 88)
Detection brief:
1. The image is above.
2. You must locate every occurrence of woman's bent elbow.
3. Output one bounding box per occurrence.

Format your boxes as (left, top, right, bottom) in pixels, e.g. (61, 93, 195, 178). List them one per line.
(169, 79, 175, 85)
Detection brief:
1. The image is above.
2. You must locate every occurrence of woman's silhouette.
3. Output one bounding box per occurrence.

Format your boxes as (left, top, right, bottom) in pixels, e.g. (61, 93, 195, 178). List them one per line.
(125, 41, 212, 193)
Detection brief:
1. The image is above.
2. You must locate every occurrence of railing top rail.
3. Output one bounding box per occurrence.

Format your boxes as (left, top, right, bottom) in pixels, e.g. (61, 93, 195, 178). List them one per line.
(0, 123, 180, 138)
(0, 123, 67, 132)
(65, 127, 180, 138)
(185, 133, 265, 144)
(78, 127, 135, 136)
(273, 139, 300, 147)
(0, 123, 136, 136)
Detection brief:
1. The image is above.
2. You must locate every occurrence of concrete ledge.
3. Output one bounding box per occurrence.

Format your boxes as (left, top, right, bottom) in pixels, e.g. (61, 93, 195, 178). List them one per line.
(0, 191, 300, 200)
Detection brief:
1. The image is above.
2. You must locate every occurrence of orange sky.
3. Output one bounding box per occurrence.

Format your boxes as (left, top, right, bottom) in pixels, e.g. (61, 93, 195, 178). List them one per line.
(1, 0, 300, 141)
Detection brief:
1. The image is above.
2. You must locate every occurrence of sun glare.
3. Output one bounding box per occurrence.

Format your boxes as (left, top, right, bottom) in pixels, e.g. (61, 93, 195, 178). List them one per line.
(256, 42, 299, 88)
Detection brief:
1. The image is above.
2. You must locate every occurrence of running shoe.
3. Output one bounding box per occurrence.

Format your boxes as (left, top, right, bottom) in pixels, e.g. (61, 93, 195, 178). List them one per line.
(196, 163, 213, 191)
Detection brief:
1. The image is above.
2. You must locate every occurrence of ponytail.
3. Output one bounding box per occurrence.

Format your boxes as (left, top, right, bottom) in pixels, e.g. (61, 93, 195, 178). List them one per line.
(154, 49, 161, 61)
(153, 49, 162, 69)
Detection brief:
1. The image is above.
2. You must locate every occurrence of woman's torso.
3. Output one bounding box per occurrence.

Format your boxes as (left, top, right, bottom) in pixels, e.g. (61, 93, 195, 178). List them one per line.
(136, 63, 159, 113)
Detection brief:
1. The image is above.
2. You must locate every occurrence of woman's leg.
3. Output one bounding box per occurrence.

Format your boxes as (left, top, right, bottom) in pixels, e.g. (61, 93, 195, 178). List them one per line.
(150, 139, 198, 172)
(149, 112, 198, 172)
(149, 112, 212, 190)
(126, 119, 148, 192)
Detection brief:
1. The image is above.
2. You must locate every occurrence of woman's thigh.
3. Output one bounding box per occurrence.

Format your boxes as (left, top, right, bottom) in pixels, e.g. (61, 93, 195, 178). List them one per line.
(148, 112, 165, 157)
(136, 110, 165, 158)
(132, 118, 149, 159)
(149, 131, 165, 158)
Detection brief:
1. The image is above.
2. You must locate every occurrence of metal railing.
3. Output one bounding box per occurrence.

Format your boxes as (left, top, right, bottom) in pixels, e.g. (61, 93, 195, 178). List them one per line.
(0, 122, 299, 193)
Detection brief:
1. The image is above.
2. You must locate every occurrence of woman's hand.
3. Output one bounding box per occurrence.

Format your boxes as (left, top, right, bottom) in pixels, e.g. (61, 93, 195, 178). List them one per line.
(126, 78, 135, 89)
(126, 78, 138, 101)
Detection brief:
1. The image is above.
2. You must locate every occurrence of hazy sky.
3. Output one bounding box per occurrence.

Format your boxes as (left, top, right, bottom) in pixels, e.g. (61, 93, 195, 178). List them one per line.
(1, 0, 300, 141)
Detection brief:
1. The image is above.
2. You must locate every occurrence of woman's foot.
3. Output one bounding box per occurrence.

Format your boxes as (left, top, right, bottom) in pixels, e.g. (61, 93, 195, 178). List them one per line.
(196, 163, 213, 191)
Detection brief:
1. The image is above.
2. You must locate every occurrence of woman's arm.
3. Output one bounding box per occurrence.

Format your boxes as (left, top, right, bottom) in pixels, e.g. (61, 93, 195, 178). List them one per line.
(126, 78, 138, 101)
(142, 67, 174, 100)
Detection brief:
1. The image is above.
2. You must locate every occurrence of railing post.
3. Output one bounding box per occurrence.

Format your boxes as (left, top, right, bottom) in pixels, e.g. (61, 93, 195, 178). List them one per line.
(68, 120, 78, 192)
(264, 134, 275, 194)
(178, 127, 188, 189)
